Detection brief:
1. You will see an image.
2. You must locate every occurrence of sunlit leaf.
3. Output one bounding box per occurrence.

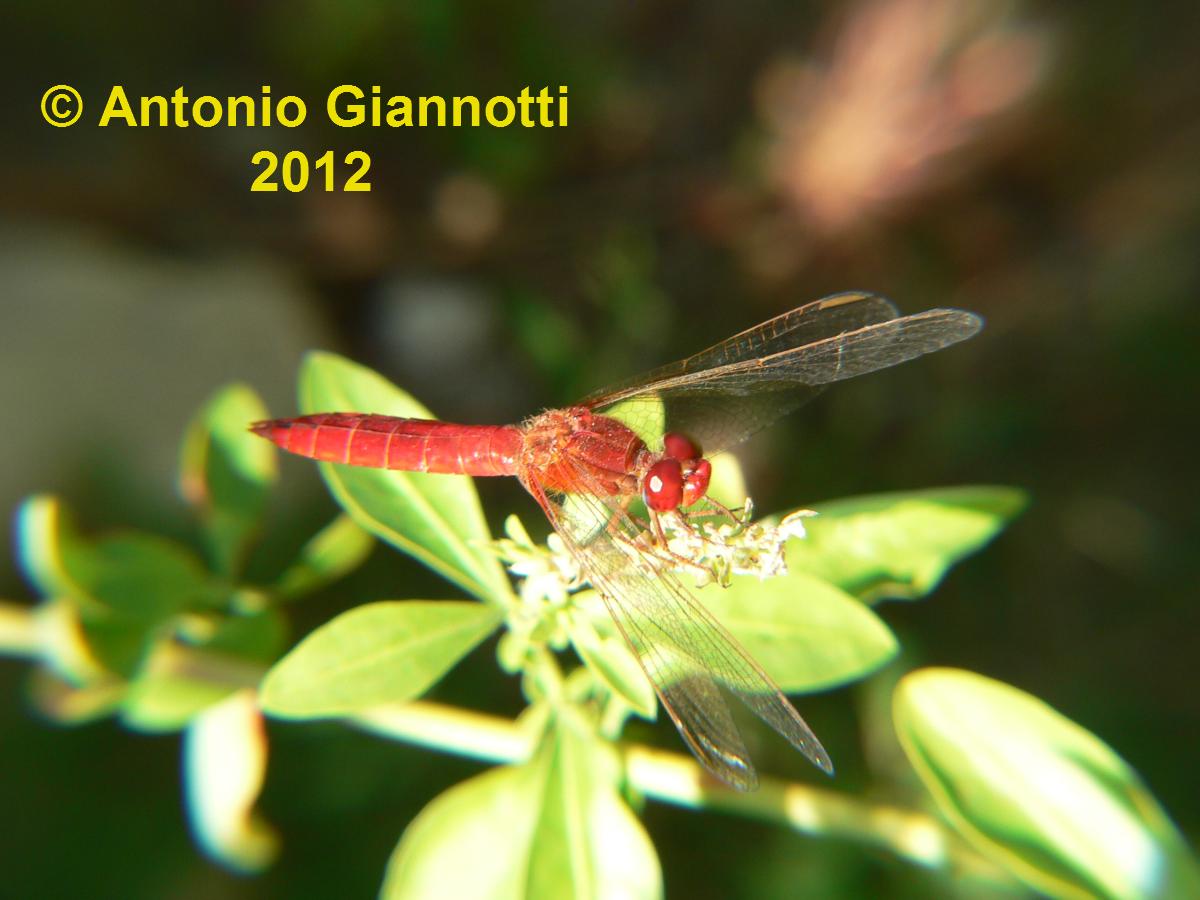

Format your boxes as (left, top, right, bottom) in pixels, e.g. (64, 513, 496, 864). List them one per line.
(260, 601, 502, 718)
(381, 709, 661, 900)
(273, 513, 374, 600)
(382, 758, 541, 899)
(526, 711, 661, 900)
(786, 486, 1027, 601)
(122, 633, 267, 733)
(34, 593, 150, 681)
(298, 352, 512, 605)
(702, 571, 897, 692)
(16, 495, 215, 623)
(33, 599, 111, 685)
(703, 451, 747, 511)
(179, 384, 278, 576)
(184, 689, 279, 873)
(15, 496, 86, 606)
(895, 668, 1200, 899)
(603, 395, 664, 449)
(123, 665, 236, 733)
(0, 601, 38, 658)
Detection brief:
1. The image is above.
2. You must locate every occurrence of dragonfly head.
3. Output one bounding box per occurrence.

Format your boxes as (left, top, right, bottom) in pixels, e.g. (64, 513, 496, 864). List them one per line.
(643, 431, 711, 511)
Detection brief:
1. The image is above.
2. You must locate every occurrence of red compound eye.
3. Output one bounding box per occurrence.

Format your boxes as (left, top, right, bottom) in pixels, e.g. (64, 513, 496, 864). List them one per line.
(663, 432, 700, 461)
(643, 459, 684, 511)
(681, 458, 712, 507)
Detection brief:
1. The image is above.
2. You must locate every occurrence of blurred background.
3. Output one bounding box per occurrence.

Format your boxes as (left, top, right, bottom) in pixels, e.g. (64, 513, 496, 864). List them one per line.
(2, 1, 1198, 897)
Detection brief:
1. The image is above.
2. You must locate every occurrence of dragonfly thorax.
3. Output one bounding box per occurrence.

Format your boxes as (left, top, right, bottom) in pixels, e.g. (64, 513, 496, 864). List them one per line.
(520, 406, 645, 497)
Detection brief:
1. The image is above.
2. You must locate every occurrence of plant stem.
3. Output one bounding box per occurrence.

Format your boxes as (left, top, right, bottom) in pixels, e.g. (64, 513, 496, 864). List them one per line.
(0, 602, 39, 657)
(2, 600, 1011, 886)
(352, 700, 1015, 887)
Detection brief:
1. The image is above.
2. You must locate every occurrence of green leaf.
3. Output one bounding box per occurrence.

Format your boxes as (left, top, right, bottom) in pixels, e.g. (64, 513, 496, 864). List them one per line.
(180, 384, 278, 576)
(298, 352, 512, 605)
(603, 395, 664, 449)
(123, 614, 280, 732)
(34, 598, 132, 684)
(260, 601, 502, 718)
(786, 486, 1027, 602)
(16, 495, 214, 623)
(894, 668, 1200, 900)
(381, 709, 661, 900)
(73, 533, 216, 622)
(122, 666, 236, 733)
(273, 513, 374, 600)
(702, 571, 897, 692)
(201, 608, 288, 662)
(16, 495, 84, 604)
(184, 690, 279, 872)
(77, 613, 154, 678)
(567, 594, 658, 719)
(704, 452, 747, 510)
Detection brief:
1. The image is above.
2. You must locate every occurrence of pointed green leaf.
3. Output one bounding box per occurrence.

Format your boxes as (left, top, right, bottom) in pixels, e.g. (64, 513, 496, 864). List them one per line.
(123, 668, 236, 733)
(72, 533, 215, 622)
(298, 352, 512, 605)
(273, 514, 374, 600)
(180, 384, 278, 576)
(702, 571, 897, 692)
(16, 495, 214, 623)
(0, 601, 38, 658)
(383, 762, 542, 900)
(260, 601, 502, 718)
(15, 495, 86, 605)
(382, 710, 661, 900)
(525, 712, 661, 900)
(122, 619, 276, 733)
(895, 668, 1200, 899)
(184, 690, 279, 872)
(34, 598, 138, 683)
(786, 486, 1027, 602)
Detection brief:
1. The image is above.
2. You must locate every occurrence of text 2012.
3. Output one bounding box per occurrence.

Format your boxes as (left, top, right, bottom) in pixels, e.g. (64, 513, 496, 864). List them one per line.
(250, 150, 371, 192)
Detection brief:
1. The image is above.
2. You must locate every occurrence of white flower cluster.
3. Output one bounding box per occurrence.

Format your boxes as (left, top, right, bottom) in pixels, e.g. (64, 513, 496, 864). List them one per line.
(492, 516, 582, 616)
(644, 506, 817, 587)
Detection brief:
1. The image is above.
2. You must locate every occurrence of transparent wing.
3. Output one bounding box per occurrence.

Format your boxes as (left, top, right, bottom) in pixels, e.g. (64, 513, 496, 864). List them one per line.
(524, 459, 832, 790)
(583, 293, 981, 453)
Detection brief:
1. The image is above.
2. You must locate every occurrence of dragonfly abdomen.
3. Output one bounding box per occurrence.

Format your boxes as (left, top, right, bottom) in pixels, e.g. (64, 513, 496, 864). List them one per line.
(251, 413, 522, 476)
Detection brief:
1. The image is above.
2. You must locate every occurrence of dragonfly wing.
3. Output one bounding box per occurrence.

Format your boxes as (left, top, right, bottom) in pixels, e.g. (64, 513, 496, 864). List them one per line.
(526, 461, 832, 789)
(586, 295, 981, 453)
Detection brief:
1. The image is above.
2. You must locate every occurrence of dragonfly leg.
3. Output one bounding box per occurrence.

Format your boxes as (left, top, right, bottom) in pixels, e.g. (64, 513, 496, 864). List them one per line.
(599, 500, 716, 581)
(642, 509, 719, 579)
(681, 495, 751, 536)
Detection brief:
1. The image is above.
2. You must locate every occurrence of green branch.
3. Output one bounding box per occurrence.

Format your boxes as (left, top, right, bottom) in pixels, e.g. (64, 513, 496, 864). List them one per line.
(0, 602, 39, 657)
(0, 602, 1012, 887)
(352, 700, 1014, 887)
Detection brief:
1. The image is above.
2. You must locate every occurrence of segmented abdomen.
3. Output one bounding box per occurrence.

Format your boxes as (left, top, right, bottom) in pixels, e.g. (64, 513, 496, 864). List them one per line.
(251, 413, 522, 476)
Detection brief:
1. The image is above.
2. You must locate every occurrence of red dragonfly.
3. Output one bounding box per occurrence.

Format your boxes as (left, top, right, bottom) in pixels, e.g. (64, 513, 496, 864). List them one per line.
(253, 292, 981, 790)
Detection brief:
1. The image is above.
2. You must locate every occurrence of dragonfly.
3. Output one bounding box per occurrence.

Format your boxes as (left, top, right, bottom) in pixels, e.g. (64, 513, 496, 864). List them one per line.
(252, 292, 982, 790)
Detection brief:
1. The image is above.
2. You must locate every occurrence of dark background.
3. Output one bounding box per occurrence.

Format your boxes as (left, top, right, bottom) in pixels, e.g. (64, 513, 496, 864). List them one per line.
(2, 1, 1198, 897)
